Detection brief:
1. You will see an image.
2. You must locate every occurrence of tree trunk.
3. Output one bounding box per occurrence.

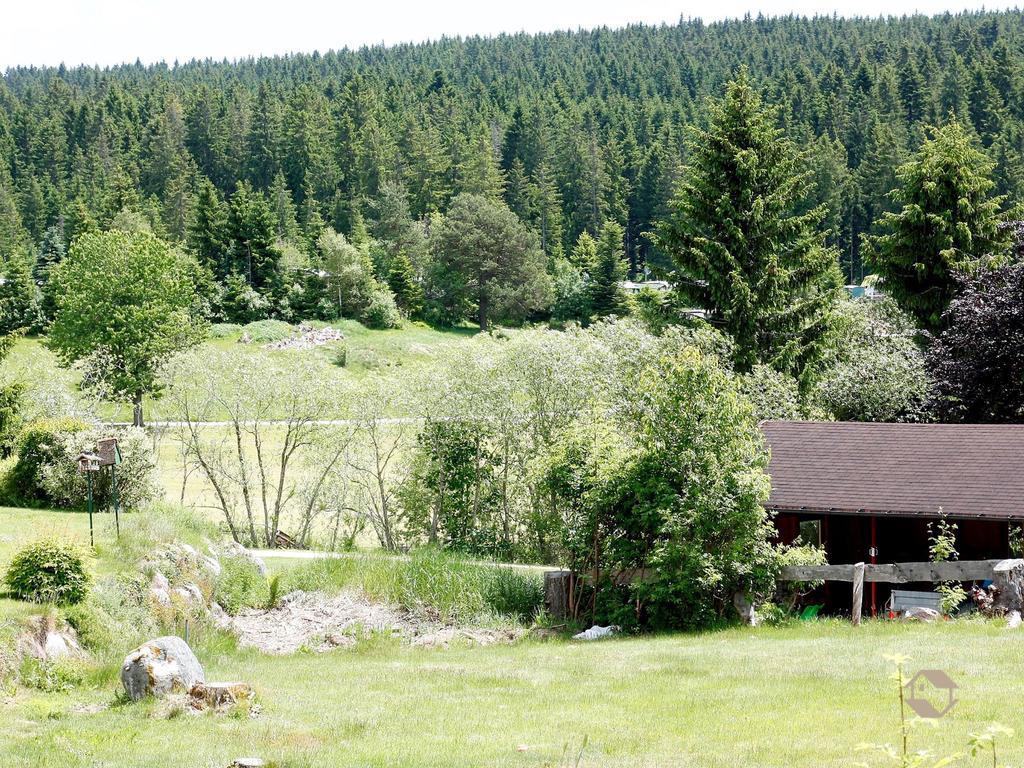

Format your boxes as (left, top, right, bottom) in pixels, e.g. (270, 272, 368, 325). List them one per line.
(478, 293, 489, 331)
(133, 391, 144, 427)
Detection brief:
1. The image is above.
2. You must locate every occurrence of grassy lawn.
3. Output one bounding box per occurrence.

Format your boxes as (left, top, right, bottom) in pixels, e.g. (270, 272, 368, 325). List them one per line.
(0, 621, 1020, 767)
(1, 507, 1021, 766)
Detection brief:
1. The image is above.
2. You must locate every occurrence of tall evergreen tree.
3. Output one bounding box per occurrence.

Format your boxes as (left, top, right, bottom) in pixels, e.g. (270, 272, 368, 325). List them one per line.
(655, 70, 843, 389)
(865, 120, 1013, 331)
(589, 220, 628, 317)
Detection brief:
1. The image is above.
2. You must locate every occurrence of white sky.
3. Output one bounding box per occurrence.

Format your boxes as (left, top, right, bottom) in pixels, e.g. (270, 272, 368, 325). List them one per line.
(1, 0, 1020, 71)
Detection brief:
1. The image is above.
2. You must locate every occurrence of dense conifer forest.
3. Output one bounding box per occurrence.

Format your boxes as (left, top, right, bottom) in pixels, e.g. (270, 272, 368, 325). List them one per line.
(1, 10, 1023, 317)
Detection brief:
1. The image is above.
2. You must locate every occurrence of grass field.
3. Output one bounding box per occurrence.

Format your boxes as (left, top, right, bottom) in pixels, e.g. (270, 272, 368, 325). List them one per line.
(1, 621, 1020, 767)
(1, 508, 1022, 767)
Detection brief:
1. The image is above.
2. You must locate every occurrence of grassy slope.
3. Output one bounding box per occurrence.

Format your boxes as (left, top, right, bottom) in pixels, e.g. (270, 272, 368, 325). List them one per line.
(0, 621, 1020, 767)
(7, 319, 478, 423)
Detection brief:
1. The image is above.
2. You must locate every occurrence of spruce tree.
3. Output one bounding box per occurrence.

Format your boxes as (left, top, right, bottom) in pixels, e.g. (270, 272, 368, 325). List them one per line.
(865, 120, 1012, 331)
(589, 220, 628, 318)
(387, 251, 424, 318)
(188, 179, 228, 275)
(654, 69, 843, 389)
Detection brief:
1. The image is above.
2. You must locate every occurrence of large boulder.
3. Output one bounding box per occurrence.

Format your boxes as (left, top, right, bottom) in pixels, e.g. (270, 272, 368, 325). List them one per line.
(121, 636, 205, 701)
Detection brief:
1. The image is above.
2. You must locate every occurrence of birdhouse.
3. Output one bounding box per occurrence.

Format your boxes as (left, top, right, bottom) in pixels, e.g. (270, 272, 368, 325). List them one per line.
(77, 452, 102, 473)
(96, 437, 122, 467)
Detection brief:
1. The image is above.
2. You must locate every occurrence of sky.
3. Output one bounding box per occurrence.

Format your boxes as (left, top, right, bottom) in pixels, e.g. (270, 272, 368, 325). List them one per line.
(1, 0, 1020, 71)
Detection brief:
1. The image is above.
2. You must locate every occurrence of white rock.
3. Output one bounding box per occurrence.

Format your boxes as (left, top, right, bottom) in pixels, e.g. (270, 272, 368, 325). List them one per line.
(202, 555, 222, 577)
(121, 636, 205, 702)
(572, 625, 620, 641)
(150, 587, 171, 606)
(1008, 610, 1022, 629)
(151, 571, 170, 591)
(902, 607, 941, 622)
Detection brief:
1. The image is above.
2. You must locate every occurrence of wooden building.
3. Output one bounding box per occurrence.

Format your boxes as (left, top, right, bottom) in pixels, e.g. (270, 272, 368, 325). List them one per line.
(761, 421, 1024, 614)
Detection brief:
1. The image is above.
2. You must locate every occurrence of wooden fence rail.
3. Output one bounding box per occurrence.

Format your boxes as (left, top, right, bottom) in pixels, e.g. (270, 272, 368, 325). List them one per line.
(780, 559, 1004, 584)
(546, 559, 1024, 626)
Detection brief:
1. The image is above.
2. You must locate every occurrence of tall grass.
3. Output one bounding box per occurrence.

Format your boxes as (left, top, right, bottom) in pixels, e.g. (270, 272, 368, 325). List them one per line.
(277, 548, 544, 624)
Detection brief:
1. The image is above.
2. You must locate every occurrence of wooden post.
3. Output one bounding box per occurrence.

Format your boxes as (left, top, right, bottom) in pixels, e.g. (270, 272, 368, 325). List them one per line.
(852, 562, 865, 626)
(544, 570, 572, 621)
(870, 516, 878, 617)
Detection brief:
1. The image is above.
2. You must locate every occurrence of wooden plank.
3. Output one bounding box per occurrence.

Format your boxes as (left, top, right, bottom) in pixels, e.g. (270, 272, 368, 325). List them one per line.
(852, 562, 865, 626)
(781, 559, 1001, 583)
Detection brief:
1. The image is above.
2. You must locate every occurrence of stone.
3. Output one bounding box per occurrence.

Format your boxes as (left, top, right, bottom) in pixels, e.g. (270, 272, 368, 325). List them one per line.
(221, 542, 267, 577)
(149, 587, 171, 606)
(230, 759, 265, 768)
(121, 636, 205, 701)
(202, 555, 223, 577)
(733, 592, 759, 626)
(151, 571, 170, 591)
(190, 681, 253, 709)
(901, 607, 941, 622)
(17, 616, 84, 662)
(1008, 610, 1022, 629)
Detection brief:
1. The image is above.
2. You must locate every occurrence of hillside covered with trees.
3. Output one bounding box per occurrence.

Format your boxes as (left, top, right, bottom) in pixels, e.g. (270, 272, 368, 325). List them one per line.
(1, 11, 1023, 307)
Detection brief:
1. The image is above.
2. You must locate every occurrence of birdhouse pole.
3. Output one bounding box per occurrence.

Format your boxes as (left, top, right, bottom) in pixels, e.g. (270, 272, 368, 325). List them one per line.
(77, 452, 102, 547)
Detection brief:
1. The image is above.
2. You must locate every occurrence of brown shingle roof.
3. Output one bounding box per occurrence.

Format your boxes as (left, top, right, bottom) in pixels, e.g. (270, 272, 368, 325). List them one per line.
(761, 421, 1024, 520)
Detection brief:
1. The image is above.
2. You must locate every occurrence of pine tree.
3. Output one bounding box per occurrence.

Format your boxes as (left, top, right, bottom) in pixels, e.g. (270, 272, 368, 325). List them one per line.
(865, 120, 1013, 331)
(589, 220, 628, 318)
(0, 255, 40, 334)
(655, 70, 843, 389)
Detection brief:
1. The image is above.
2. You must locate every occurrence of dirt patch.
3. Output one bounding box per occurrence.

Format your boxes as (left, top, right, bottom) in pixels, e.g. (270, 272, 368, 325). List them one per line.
(225, 590, 525, 654)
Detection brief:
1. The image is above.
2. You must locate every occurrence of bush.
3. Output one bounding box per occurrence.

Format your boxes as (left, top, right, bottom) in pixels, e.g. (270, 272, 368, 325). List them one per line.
(4, 417, 90, 503)
(208, 323, 243, 339)
(241, 319, 293, 343)
(215, 555, 269, 614)
(361, 286, 402, 329)
(38, 425, 158, 511)
(4, 538, 91, 604)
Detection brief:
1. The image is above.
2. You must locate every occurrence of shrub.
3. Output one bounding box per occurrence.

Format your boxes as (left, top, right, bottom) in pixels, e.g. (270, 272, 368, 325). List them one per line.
(241, 319, 293, 343)
(208, 323, 243, 339)
(361, 286, 402, 329)
(215, 555, 269, 614)
(480, 566, 545, 622)
(36, 425, 158, 511)
(4, 538, 91, 604)
(5, 417, 90, 503)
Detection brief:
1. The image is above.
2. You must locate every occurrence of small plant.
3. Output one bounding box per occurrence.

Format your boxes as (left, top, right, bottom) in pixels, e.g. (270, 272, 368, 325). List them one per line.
(928, 509, 966, 616)
(333, 344, 348, 367)
(214, 555, 269, 614)
(4, 538, 90, 604)
(968, 723, 1015, 768)
(857, 655, 1014, 768)
(266, 573, 282, 610)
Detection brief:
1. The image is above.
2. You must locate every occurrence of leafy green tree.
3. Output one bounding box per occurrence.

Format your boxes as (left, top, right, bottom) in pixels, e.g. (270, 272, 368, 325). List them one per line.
(814, 298, 930, 422)
(48, 230, 207, 426)
(865, 120, 1013, 331)
(655, 70, 843, 390)
(429, 194, 552, 330)
(590, 220, 628, 318)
